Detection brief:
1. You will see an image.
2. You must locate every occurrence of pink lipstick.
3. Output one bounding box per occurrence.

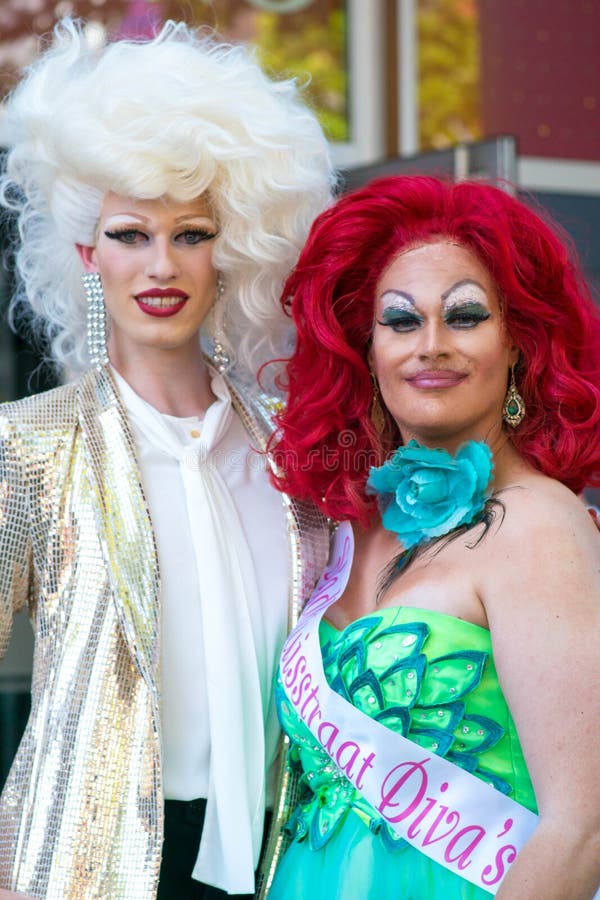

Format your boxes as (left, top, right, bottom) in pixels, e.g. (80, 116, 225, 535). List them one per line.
(406, 370, 467, 389)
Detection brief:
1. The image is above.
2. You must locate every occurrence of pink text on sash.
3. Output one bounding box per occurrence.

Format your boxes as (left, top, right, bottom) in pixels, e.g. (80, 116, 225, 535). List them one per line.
(278, 523, 540, 893)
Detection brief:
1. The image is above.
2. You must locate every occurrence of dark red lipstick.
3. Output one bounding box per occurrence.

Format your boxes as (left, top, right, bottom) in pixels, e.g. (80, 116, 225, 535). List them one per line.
(134, 288, 189, 318)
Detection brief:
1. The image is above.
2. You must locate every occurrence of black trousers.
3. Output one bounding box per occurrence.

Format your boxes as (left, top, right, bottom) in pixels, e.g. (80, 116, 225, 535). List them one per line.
(158, 798, 270, 899)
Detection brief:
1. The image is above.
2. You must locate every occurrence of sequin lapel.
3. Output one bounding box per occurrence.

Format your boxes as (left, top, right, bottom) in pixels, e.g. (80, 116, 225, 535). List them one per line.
(76, 366, 160, 691)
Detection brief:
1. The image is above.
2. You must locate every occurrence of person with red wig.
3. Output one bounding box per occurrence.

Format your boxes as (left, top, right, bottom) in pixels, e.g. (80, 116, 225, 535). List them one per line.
(263, 175, 600, 900)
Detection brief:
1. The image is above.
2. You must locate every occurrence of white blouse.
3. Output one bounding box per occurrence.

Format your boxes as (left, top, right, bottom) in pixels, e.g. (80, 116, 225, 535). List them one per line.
(112, 367, 289, 893)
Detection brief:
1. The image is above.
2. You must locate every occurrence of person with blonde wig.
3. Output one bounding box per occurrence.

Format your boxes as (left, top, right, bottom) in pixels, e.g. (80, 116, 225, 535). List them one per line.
(0, 18, 333, 899)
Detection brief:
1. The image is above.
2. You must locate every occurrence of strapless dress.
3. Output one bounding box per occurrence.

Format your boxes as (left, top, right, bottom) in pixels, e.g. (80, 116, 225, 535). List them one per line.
(269, 606, 537, 900)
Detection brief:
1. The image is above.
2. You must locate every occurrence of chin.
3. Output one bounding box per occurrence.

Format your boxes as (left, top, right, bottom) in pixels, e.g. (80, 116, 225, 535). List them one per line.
(398, 419, 476, 448)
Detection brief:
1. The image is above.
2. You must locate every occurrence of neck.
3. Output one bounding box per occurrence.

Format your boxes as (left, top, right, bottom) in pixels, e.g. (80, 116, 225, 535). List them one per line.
(399, 424, 531, 491)
(108, 340, 216, 417)
(487, 434, 533, 490)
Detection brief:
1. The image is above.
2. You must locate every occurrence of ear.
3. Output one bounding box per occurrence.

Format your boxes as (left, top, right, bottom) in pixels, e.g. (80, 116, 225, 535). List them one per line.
(367, 344, 376, 374)
(508, 342, 520, 368)
(75, 243, 99, 272)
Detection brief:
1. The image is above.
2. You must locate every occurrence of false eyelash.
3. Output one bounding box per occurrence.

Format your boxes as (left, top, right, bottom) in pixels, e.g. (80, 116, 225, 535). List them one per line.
(103, 228, 217, 242)
(444, 310, 491, 325)
(104, 228, 139, 239)
(178, 230, 218, 243)
(377, 312, 423, 328)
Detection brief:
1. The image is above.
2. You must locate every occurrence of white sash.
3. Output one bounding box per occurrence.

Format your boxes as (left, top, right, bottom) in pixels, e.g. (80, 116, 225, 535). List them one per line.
(280, 522, 546, 895)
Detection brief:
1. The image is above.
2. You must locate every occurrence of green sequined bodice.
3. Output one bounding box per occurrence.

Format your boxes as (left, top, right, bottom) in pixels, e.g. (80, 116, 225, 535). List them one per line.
(276, 606, 536, 852)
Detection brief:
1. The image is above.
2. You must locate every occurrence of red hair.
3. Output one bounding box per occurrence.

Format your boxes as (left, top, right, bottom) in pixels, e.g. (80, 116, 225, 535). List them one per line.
(269, 175, 600, 525)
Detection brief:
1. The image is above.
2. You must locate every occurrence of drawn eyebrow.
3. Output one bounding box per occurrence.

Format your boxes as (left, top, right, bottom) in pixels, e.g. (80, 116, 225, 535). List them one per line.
(440, 279, 486, 302)
(103, 214, 149, 226)
(103, 214, 215, 227)
(173, 214, 216, 225)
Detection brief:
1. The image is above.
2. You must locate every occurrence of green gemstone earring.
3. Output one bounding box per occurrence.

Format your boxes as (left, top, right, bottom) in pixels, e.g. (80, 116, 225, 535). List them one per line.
(502, 364, 526, 428)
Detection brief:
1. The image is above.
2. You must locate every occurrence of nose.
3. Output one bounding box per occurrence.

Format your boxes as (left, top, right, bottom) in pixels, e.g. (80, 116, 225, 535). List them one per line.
(144, 237, 180, 281)
(417, 319, 451, 359)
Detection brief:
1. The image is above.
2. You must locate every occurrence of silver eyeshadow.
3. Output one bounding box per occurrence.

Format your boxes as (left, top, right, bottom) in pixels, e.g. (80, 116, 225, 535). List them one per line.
(441, 280, 490, 312)
(378, 280, 491, 315)
(379, 291, 416, 312)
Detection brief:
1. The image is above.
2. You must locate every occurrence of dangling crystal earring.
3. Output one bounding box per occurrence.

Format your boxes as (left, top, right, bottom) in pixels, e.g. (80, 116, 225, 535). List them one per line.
(212, 270, 230, 373)
(502, 364, 526, 427)
(370, 371, 386, 435)
(83, 272, 108, 368)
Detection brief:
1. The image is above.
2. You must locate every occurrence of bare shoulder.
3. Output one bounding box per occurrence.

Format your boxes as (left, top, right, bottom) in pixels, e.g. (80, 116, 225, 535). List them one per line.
(493, 472, 599, 558)
(478, 472, 599, 629)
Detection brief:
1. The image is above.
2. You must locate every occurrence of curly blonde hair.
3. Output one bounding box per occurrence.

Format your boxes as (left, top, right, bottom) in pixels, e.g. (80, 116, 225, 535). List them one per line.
(0, 17, 335, 376)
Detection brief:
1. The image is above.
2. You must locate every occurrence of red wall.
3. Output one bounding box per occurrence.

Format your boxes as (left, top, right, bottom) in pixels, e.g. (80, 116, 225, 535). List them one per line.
(480, 0, 600, 161)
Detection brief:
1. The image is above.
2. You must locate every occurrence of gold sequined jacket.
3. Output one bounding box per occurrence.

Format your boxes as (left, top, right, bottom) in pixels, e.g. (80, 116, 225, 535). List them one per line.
(0, 365, 329, 900)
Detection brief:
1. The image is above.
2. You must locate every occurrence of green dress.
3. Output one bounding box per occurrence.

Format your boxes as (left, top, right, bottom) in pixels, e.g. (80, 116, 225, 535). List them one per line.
(269, 606, 537, 900)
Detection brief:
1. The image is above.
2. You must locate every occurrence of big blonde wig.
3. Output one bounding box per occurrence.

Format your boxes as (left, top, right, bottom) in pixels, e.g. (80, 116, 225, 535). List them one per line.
(0, 17, 335, 376)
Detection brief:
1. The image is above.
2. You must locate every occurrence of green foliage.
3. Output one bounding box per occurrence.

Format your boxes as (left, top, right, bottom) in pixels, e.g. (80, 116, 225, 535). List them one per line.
(254, 8, 348, 142)
(418, 0, 482, 149)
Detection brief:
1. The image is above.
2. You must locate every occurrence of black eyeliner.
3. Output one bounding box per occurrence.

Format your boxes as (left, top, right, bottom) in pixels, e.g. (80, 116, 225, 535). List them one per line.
(104, 228, 140, 239)
(379, 308, 423, 325)
(176, 228, 218, 241)
(444, 302, 490, 322)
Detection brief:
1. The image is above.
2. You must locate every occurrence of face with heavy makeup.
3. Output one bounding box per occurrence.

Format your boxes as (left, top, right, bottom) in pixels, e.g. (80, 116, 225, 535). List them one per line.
(370, 240, 519, 450)
(77, 192, 218, 361)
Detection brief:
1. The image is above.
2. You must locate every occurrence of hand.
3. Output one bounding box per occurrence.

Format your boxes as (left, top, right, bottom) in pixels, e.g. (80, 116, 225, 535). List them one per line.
(0, 891, 37, 899)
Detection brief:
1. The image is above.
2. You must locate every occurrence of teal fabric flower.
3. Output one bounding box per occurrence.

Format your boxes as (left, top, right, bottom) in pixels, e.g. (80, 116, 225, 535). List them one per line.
(367, 440, 494, 549)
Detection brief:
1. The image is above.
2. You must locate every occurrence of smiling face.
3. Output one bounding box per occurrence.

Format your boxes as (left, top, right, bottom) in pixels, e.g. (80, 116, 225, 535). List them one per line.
(370, 240, 519, 449)
(77, 192, 218, 363)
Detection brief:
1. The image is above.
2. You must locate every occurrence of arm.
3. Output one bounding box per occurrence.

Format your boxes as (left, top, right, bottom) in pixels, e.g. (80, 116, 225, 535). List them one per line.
(484, 487, 600, 900)
(0, 892, 37, 899)
(0, 416, 32, 658)
(0, 423, 39, 900)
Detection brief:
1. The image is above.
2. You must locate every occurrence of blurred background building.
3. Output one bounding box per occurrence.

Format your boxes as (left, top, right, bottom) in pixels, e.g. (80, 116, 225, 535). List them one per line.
(1, 0, 599, 785)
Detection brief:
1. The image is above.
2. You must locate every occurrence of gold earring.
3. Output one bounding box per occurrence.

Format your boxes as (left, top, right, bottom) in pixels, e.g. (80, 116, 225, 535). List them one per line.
(502, 364, 526, 428)
(370, 372, 386, 435)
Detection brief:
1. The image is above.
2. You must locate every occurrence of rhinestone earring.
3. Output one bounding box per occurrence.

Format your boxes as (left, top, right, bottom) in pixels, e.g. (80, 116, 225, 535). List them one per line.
(502, 364, 526, 428)
(212, 271, 230, 373)
(83, 272, 108, 368)
(369, 372, 386, 435)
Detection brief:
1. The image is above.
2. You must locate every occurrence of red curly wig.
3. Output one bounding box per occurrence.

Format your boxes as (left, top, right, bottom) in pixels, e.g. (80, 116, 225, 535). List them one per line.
(269, 175, 600, 526)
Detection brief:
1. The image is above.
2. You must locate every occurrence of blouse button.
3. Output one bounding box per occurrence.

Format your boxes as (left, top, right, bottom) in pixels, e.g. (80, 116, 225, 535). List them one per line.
(190, 429, 201, 438)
